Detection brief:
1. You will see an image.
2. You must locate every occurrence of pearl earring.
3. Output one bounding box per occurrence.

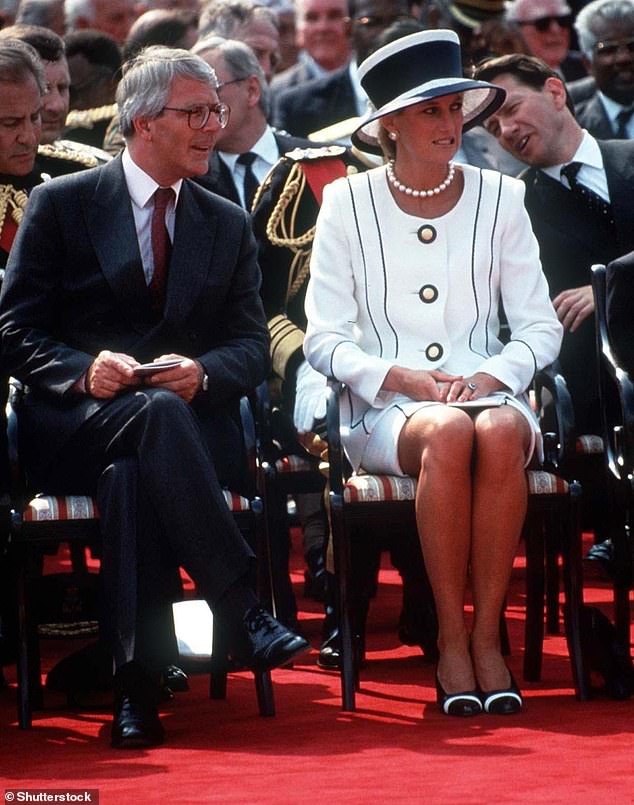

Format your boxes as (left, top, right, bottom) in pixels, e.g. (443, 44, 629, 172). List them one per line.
(388, 131, 398, 141)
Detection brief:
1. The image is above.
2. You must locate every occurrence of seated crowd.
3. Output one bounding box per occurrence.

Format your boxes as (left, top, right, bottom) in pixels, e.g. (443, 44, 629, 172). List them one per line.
(0, 0, 633, 747)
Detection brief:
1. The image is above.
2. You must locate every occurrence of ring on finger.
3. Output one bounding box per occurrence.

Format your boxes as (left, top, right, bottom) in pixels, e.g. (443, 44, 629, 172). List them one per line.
(467, 382, 477, 391)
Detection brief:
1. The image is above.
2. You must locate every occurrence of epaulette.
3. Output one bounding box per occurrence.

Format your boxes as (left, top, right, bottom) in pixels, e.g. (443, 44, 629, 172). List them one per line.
(64, 103, 117, 131)
(282, 145, 347, 162)
(37, 142, 100, 170)
(0, 183, 29, 237)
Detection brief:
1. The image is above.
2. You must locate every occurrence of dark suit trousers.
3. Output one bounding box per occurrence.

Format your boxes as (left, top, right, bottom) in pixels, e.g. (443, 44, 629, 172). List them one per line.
(36, 387, 255, 671)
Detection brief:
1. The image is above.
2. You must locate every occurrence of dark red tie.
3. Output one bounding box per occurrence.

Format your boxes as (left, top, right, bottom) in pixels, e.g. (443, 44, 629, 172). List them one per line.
(149, 186, 174, 312)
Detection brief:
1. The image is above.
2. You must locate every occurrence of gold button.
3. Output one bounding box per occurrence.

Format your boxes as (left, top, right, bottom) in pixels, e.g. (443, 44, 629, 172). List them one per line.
(417, 224, 437, 244)
(426, 342, 443, 361)
(419, 284, 438, 303)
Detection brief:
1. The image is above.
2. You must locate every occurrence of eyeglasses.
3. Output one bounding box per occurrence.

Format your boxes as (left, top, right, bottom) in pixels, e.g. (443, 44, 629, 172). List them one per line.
(594, 37, 634, 59)
(523, 14, 572, 32)
(354, 13, 412, 28)
(216, 77, 248, 92)
(160, 103, 230, 129)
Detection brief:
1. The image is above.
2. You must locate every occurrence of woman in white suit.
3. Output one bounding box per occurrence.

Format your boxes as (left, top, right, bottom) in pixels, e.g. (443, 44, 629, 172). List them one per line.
(304, 30, 563, 717)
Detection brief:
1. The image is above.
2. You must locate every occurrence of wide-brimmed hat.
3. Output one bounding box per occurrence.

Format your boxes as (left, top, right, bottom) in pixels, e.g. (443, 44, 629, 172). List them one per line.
(351, 29, 506, 155)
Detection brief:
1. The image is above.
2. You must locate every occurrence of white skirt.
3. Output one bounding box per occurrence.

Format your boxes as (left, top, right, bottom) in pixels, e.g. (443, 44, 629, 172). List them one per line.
(358, 392, 539, 477)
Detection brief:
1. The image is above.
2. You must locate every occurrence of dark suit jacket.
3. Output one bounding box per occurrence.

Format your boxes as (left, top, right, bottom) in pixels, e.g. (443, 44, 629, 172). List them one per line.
(271, 60, 320, 95)
(196, 131, 313, 205)
(272, 67, 357, 138)
(0, 156, 269, 485)
(606, 248, 634, 376)
(522, 138, 634, 432)
(575, 93, 619, 140)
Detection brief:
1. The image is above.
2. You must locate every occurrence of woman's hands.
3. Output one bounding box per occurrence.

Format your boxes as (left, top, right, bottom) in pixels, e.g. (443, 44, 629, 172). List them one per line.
(383, 366, 505, 403)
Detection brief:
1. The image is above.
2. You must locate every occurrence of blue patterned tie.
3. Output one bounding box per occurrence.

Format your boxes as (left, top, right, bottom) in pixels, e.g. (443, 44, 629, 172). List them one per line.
(560, 162, 614, 226)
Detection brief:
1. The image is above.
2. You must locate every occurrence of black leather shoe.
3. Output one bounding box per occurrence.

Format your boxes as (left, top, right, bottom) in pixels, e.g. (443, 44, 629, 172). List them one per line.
(480, 671, 523, 715)
(233, 606, 309, 671)
(436, 674, 482, 717)
(161, 664, 189, 694)
(111, 693, 165, 749)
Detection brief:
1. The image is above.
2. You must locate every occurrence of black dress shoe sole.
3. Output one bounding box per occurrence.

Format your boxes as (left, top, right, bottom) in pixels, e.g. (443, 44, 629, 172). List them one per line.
(248, 636, 310, 672)
(111, 731, 165, 749)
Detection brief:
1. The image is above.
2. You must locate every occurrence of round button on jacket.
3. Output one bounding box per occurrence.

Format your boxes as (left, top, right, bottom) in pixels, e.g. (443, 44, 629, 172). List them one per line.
(426, 342, 443, 361)
(419, 284, 438, 303)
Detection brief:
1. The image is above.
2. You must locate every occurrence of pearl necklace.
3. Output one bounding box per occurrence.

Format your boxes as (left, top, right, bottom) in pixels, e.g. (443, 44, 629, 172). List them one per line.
(386, 160, 456, 198)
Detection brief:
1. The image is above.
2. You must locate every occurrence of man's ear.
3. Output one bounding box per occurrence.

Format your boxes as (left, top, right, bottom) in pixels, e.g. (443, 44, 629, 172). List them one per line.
(544, 76, 568, 110)
(132, 115, 153, 141)
(246, 75, 261, 108)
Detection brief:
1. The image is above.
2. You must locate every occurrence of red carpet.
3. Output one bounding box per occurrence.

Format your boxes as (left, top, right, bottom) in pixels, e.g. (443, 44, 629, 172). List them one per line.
(2, 534, 633, 804)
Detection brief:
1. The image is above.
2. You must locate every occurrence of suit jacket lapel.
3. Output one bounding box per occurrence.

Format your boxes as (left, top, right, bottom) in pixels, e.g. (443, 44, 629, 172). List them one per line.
(165, 180, 217, 322)
(601, 141, 634, 254)
(85, 156, 154, 326)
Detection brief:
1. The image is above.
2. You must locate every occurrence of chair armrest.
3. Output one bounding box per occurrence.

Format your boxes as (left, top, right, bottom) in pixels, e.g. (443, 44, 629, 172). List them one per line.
(533, 363, 576, 471)
(326, 379, 345, 497)
(592, 263, 634, 480)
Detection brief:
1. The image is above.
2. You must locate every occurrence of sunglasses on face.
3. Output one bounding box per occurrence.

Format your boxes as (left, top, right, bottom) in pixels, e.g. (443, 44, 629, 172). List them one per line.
(594, 37, 634, 58)
(523, 14, 572, 32)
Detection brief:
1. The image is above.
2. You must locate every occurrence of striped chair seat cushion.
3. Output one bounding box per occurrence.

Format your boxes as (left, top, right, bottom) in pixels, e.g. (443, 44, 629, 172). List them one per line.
(575, 435, 604, 454)
(222, 490, 251, 512)
(343, 470, 568, 503)
(24, 490, 251, 520)
(274, 454, 316, 473)
(24, 495, 99, 522)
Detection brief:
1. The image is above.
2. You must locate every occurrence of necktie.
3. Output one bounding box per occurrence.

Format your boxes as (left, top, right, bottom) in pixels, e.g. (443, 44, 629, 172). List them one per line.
(560, 162, 614, 225)
(149, 186, 174, 312)
(237, 151, 259, 211)
(615, 106, 634, 139)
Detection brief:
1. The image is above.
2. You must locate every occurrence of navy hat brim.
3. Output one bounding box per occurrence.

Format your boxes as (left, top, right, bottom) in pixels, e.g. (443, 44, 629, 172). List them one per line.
(351, 79, 506, 156)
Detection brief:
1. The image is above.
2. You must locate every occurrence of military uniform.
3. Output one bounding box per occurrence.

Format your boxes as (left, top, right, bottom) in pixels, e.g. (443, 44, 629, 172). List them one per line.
(1, 142, 104, 272)
(63, 103, 118, 151)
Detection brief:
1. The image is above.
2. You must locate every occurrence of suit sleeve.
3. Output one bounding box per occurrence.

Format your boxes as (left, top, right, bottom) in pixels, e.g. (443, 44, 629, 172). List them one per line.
(607, 252, 634, 376)
(0, 183, 95, 395)
(195, 212, 270, 405)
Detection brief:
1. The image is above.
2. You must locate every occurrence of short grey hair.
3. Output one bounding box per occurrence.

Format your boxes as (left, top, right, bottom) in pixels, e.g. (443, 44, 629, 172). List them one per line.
(0, 37, 46, 93)
(116, 45, 218, 138)
(575, 0, 634, 59)
(64, 0, 95, 29)
(198, 0, 278, 39)
(193, 34, 271, 117)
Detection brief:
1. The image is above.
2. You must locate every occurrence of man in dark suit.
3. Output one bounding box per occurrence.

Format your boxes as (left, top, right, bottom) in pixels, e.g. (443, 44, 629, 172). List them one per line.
(476, 52, 634, 434)
(193, 35, 312, 210)
(271, 0, 352, 95)
(0, 45, 308, 749)
(476, 53, 634, 564)
(572, 0, 634, 140)
(272, 0, 412, 138)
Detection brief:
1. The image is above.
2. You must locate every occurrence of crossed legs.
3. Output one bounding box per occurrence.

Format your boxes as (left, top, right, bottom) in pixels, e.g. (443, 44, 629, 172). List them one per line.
(397, 405, 530, 693)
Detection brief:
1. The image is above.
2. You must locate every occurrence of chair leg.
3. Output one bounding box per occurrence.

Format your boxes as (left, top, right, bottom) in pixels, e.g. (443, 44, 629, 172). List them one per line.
(16, 553, 32, 729)
(560, 482, 591, 700)
(253, 670, 275, 717)
(330, 494, 355, 711)
(209, 616, 228, 701)
(545, 538, 561, 634)
(523, 511, 545, 682)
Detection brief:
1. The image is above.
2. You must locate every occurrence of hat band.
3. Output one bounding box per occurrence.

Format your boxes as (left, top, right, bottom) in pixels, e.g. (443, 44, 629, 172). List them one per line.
(362, 40, 463, 110)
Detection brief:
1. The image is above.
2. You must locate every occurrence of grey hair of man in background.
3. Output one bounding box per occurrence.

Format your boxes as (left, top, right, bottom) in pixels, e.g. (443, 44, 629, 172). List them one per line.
(574, 0, 634, 59)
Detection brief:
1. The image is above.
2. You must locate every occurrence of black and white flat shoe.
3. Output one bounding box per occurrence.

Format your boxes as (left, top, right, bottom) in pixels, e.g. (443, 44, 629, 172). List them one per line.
(435, 674, 482, 717)
(480, 671, 523, 715)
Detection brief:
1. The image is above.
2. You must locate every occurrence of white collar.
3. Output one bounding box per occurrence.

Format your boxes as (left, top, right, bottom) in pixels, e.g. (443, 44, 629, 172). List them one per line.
(218, 125, 279, 172)
(121, 148, 183, 209)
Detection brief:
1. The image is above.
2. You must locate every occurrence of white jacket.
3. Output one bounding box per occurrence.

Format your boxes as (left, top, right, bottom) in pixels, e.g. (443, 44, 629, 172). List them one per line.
(304, 164, 563, 471)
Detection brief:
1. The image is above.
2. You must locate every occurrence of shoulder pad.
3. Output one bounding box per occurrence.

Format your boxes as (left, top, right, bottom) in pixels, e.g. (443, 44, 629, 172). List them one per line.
(37, 142, 100, 170)
(64, 103, 118, 130)
(282, 145, 347, 162)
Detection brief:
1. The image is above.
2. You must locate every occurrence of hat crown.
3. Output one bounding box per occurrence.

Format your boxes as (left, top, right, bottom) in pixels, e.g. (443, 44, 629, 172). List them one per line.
(358, 30, 463, 112)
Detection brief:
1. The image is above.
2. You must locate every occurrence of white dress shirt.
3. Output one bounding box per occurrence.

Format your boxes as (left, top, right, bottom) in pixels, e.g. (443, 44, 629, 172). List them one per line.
(121, 148, 182, 284)
(541, 130, 610, 202)
(217, 126, 279, 208)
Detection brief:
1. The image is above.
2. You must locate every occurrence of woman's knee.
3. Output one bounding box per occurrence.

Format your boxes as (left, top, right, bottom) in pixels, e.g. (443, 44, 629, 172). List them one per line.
(400, 408, 474, 473)
(475, 408, 529, 462)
